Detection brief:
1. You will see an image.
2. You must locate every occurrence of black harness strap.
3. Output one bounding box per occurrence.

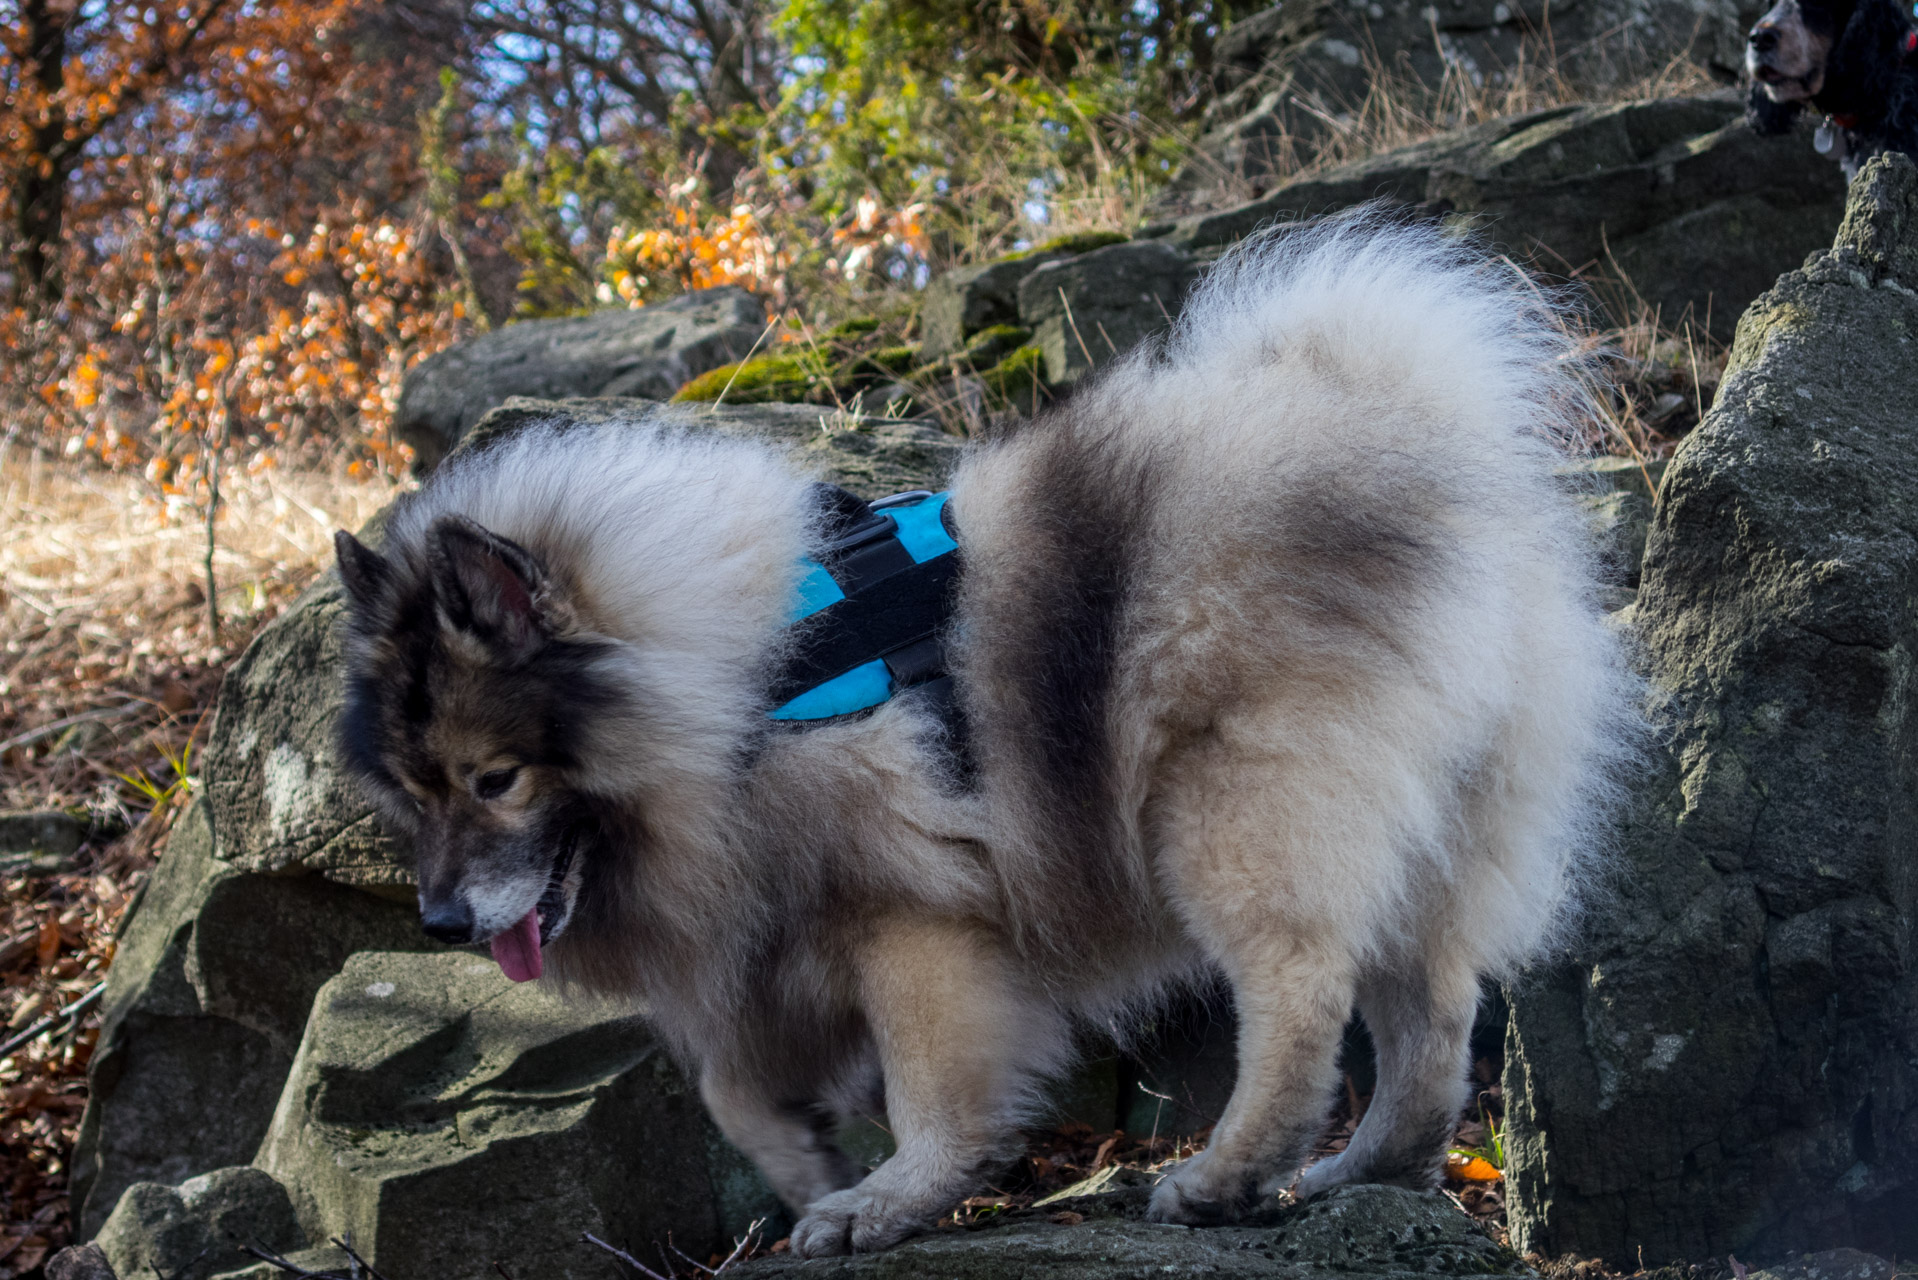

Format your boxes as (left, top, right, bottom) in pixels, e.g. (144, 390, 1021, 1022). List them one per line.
(770, 485, 972, 775)
(766, 553, 960, 707)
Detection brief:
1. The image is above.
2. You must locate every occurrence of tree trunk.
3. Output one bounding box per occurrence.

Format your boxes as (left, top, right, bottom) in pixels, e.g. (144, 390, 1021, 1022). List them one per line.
(11, 0, 73, 308)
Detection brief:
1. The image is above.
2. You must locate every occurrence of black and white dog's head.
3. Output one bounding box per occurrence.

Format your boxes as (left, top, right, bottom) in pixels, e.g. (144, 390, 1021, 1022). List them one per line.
(1746, 0, 1918, 163)
(1748, 0, 1850, 119)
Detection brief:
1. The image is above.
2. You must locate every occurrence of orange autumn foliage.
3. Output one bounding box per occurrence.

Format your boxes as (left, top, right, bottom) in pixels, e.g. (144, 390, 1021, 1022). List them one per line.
(0, 0, 469, 492)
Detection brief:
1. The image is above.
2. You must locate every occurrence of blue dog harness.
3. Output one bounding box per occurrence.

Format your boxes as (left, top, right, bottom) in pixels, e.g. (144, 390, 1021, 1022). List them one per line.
(768, 486, 964, 727)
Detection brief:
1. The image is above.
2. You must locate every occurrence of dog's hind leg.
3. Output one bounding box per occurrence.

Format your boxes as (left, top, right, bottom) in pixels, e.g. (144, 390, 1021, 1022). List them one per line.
(700, 1072, 864, 1214)
(1292, 954, 1478, 1199)
(788, 916, 1060, 1258)
(1145, 931, 1357, 1223)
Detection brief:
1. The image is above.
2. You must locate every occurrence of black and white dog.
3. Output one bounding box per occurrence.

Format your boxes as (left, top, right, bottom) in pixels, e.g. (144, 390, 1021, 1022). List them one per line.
(1747, 0, 1918, 177)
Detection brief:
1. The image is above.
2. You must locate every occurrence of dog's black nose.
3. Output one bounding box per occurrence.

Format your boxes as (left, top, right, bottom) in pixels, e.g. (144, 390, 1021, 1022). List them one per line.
(420, 901, 475, 945)
(1749, 25, 1780, 52)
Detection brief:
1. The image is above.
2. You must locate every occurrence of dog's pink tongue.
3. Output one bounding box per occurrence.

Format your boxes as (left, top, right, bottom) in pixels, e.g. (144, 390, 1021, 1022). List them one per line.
(491, 909, 543, 983)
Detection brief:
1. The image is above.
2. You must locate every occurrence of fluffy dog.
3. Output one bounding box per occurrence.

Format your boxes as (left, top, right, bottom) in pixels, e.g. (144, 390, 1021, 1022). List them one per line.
(1746, 0, 1918, 178)
(332, 212, 1638, 1256)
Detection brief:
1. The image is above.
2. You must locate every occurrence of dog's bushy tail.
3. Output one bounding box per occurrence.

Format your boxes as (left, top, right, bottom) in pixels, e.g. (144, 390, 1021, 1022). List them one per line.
(1161, 206, 1592, 463)
(1076, 207, 1634, 972)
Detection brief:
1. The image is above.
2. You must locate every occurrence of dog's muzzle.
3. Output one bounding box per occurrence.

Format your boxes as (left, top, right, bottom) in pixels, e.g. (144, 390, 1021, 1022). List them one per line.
(534, 833, 579, 944)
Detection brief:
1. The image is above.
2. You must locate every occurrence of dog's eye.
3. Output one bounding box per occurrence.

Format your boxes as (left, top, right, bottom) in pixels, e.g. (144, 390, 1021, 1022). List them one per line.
(475, 767, 520, 800)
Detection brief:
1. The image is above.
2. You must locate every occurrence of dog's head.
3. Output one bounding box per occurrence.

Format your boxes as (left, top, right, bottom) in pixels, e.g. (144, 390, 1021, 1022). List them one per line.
(333, 516, 616, 982)
(1747, 0, 1854, 126)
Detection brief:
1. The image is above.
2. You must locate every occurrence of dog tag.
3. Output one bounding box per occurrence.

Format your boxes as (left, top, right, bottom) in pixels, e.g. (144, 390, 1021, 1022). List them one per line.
(1815, 121, 1839, 155)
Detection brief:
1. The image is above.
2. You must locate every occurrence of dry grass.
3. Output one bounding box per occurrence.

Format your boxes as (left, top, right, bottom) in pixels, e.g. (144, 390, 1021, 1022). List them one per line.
(0, 446, 408, 814)
(1561, 263, 1730, 492)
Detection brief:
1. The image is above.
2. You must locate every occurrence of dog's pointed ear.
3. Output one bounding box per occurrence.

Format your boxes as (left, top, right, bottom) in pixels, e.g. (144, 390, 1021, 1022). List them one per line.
(1747, 82, 1806, 135)
(335, 530, 390, 610)
(429, 515, 564, 662)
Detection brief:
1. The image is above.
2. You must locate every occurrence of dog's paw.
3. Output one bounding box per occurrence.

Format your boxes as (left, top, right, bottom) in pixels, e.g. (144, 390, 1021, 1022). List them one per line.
(1291, 1152, 1354, 1201)
(1146, 1151, 1254, 1226)
(789, 1188, 924, 1258)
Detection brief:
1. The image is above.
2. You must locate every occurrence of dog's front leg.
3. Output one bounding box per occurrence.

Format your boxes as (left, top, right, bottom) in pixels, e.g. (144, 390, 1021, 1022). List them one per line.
(700, 1070, 863, 1214)
(788, 916, 1052, 1258)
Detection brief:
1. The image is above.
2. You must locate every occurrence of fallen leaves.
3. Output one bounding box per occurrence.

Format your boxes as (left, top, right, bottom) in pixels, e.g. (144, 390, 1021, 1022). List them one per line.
(1447, 1152, 1503, 1183)
(0, 850, 142, 1276)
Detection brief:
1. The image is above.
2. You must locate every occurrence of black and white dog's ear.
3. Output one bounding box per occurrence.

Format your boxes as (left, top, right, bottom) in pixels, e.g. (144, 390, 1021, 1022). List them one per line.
(1747, 82, 1807, 134)
(428, 515, 566, 662)
(335, 530, 390, 610)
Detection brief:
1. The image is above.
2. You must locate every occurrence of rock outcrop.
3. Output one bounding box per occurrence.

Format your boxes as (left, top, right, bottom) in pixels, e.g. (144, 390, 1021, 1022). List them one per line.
(249, 951, 775, 1279)
(1502, 154, 1918, 1261)
(77, 399, 965, 1244)
(394, 288, 767, 469)
(1166, 0, 1761, 207)
(1146, 95, 1847, 341)
(916, 232, 1128, 360)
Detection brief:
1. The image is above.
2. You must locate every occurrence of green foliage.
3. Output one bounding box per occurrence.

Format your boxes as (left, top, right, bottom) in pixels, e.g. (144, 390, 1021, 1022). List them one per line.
(769, 0, 1249, 246)
(864, 345, 921, 374)
(118, 738, 195, 812)
(484, 133, 680, 317)
(1450, 1102, 1506, 1172)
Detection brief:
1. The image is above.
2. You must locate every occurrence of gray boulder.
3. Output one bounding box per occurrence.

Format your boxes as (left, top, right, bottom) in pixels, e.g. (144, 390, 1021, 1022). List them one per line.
(395, 288, 767, 469)
(0, 807, 98, 875)
(77, 397, 965, 1238)
(1502, 155, 1918, 1261)
(1558, 455, 1671, 595)
(737, 1183, 1524, 1279)
(917, 234, 1129, 360)
(1146, 96, 1847, 342)
(1016, 242, 1199, 386)
(96, 1166, 303, 1280)
(251, 951, 778, 1279)
(73, 792, 435, 1236)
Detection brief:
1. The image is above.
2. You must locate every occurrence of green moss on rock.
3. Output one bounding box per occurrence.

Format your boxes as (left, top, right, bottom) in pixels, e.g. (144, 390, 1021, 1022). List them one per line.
(864, 345, 920, 375)
(961, 324, 1033, 370)
(1002, 230, 1129, 261)
(825, 317, 881, 339)
(672, 353, 817, 404)
(981, 344, 1049, 415)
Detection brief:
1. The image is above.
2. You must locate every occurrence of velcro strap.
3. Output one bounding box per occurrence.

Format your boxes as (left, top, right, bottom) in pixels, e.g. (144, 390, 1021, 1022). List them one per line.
(767, 554, 960, 708)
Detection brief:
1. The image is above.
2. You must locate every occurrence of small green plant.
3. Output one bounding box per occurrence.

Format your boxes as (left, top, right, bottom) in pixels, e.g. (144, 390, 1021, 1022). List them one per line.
(118, 738, 196, 811)
(1449, 1099, 1505, 1172)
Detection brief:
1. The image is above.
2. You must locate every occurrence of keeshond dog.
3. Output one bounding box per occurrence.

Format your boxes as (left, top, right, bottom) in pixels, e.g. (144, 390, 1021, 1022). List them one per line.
(333, 211, 1637, 1256)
